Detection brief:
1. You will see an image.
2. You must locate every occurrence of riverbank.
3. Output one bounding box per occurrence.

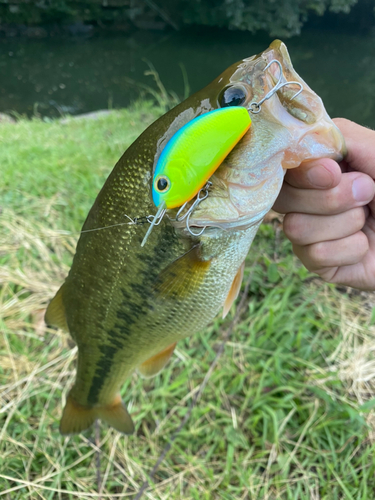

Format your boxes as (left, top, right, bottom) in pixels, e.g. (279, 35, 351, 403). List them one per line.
(1, 105, 375, 498)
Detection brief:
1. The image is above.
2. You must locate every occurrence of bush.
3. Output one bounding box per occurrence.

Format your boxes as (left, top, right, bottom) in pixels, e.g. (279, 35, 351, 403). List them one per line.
(0, 0, 373, 37)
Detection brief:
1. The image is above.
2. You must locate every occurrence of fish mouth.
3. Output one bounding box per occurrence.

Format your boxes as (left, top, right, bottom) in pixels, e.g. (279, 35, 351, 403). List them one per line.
(168, 164, 285, 235)
(169, 205, 268, 237)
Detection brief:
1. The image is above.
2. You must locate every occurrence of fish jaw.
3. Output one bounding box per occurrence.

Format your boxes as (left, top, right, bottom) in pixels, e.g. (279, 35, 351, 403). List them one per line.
(172, 164, 285, 232)
(171, 40, 345, 234)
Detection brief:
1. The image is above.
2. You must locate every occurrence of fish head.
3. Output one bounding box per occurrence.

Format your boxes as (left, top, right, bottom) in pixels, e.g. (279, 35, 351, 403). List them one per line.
(167, 40, 346, 233)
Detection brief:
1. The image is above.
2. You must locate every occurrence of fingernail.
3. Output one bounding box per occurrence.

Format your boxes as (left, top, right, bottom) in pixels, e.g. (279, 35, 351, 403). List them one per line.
(352, 177, 375, 202)
(306, 165, 333, 188)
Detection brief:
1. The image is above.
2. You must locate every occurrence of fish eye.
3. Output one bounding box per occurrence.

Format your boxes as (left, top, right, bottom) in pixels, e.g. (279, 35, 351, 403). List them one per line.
(219, 85, 247, 108)
(155, 176, 170, 193)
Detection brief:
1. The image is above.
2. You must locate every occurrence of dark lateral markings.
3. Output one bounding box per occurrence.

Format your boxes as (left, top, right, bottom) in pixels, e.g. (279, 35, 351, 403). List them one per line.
(87, 227, 181, 405)
(87, 335, 123, 405)
(116, 307, 137, 327)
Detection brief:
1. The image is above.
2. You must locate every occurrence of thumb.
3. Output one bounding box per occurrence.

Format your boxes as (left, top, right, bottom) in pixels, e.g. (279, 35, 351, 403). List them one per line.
(334, 118, 375, 179)
(284, 158, 341, 190)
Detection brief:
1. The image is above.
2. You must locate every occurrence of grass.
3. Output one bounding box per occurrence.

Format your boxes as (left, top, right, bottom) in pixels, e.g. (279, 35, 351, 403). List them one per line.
(1, 103, 375, 499)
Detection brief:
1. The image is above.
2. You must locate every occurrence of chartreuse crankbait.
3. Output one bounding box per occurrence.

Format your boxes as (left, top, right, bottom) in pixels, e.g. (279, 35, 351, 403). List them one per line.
(141, 106, 251, 246)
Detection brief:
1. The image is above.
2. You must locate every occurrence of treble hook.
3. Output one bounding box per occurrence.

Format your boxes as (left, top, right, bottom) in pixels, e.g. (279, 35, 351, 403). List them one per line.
(249, 59, 303, 114)
(175, 181, 212, 237)
(175, 181, 212, 223)
(141, 181, 212, 245)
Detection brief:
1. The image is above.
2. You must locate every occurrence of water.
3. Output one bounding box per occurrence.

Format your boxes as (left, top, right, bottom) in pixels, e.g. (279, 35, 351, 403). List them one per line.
(1, 28, 375, 128)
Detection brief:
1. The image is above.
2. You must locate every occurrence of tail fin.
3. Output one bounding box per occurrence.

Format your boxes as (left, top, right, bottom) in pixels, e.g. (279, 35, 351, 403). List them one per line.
(96, 395, 135, 434)
(59, 393, 135, 435)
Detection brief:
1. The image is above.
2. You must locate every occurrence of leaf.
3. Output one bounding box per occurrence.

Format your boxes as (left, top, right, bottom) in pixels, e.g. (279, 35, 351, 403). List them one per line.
(267, 263, 279, 283)
(370, 307, 375, 325)
(359, 398, 375, 412)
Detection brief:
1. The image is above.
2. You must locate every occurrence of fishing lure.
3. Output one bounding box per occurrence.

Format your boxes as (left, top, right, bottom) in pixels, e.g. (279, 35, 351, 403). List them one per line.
(153, 106, 251, 209)
(141, 106, 251, 246)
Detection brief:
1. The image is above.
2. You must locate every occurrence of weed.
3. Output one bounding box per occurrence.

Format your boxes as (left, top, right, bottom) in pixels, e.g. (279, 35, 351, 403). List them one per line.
(0, 106, 374, 499)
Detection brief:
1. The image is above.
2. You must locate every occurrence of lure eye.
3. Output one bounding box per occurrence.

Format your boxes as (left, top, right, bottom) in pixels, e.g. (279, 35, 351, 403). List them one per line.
(155, 176, 170, 193)
(219, 85, 247, 108)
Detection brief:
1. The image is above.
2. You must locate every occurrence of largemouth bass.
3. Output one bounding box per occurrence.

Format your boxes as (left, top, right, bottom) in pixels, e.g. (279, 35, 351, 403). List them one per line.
(45, 40, 345, 435)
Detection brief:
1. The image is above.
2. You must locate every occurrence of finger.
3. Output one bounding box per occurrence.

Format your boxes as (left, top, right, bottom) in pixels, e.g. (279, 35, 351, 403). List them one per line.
(302, 261, 369, 290)
(320, 262, 374, 290)
(328, 217, 375, 289)
(274, 171, 375, 215)
(292, 231, 369, 271)
(283, 207, 367, 246)
(333, 118, 375, 178)
(284, 158, 341, 190)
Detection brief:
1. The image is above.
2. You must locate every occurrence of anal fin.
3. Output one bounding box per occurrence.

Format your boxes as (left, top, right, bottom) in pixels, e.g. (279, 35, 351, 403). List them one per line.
(45, 285, 69, 332)
(137, 342, 177, 378)
(59, 393, 134, 436)
(222, 261, 245, 319)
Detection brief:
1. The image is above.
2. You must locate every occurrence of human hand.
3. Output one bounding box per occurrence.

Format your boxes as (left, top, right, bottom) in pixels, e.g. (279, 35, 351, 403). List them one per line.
(273, 118, 375, 290)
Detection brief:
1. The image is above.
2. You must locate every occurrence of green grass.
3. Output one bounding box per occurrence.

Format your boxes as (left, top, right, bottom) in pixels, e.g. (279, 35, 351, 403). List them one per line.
(1, 104, 375, 499)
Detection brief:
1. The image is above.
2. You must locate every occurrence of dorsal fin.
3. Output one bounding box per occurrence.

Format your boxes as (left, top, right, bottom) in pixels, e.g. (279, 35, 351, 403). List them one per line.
(222, 261, 245, 319)
(137, 342, 177, 378)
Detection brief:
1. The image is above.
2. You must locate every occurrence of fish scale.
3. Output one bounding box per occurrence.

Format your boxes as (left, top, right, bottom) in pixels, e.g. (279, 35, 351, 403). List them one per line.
(45, 40, 345, 435)
(77, 223, 262, 410)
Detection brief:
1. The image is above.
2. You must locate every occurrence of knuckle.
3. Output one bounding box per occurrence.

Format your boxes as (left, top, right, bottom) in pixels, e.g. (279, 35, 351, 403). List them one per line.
(283, 213, 305, 242)
(356, 231, 369, 256)
(350, 207, 366, 230)
(306, 242, 328, 267)
(272, 190, 288, 214)
(292, 244, 316, 271)
(317, 267, 338, 283)
(324, 188, 343, 213)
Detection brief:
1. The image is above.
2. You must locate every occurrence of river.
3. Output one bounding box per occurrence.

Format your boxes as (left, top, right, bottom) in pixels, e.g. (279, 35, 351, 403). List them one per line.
(0, 27, 374, 127)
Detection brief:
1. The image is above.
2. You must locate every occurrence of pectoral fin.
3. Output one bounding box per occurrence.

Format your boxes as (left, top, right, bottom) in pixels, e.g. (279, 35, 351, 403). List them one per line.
(45, 285, 69, 332)
(137, 342, 177, 378)
(59, 393, 134, 435)
(154, 245, 211, 299)
(222, 261, 245, 319)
